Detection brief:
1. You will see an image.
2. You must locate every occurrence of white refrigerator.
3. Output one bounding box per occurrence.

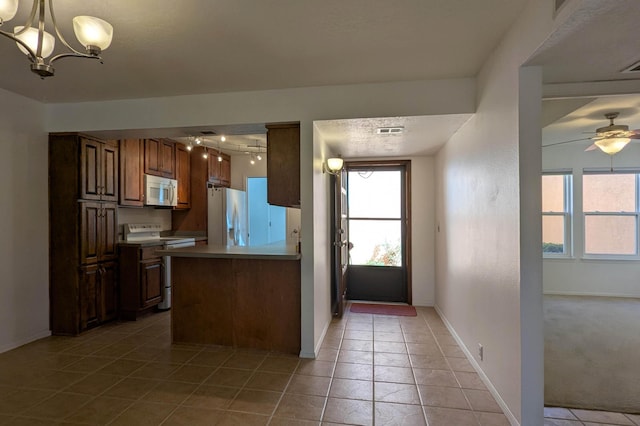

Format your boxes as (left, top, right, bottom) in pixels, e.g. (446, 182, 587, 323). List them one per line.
(208, 186, 248, 246)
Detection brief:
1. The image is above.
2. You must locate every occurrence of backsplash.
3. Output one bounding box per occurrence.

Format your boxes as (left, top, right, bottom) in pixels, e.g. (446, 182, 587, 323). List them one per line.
(118, 207, 172, 240)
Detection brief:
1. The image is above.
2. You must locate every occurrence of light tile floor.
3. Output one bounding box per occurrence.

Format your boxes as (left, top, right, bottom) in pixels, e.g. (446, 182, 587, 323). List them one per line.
(545, 406, 640, 426)
(0, 304, 635, 425)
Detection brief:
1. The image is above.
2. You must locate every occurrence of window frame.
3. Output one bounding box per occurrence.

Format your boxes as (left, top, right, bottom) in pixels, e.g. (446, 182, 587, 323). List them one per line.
(582, 169, 640, 260)
(542, 170, 573, 258)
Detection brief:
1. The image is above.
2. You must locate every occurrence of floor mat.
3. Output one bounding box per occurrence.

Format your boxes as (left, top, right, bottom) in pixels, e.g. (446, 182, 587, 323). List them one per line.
(349, 303, 417, 316)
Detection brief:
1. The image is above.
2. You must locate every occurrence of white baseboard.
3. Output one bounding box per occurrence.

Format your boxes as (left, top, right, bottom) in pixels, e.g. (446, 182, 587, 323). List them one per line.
(0, 329, 51, 354)
(434, 305, 520, 426)
(299, 314, 332, 359)
(544, 291, 640, 299)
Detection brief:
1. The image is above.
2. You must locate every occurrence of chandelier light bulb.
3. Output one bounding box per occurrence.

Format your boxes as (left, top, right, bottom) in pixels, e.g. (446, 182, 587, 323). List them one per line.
(186, 143, 193, 151)
(14, 26, 55, 58)
(0, 0, 18, 22)
(221, 136, 226, 142)
(256, 154, 262, 161)
(72, 16, 113, 54)
(202, 152, 208, 159)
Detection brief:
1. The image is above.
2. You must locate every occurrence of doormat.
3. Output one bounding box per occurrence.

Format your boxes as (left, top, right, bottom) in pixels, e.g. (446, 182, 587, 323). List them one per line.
(350, 303, 417, 316)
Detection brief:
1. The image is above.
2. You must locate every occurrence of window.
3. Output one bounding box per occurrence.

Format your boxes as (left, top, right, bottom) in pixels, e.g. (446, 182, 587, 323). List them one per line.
(347, 169, 404, 267)
(542, 172, 572, 256)
(583, 172, 639, 257)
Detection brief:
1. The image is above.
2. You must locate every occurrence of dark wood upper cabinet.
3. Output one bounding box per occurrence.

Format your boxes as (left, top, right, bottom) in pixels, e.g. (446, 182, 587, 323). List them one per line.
(144, 138, 175, 179)
(80, 138, 118, 202)
(266, 122, 300, 208)
(207, 149, 231, 188)
(175, 143, 191, 209)
(119, 139, 145, 207)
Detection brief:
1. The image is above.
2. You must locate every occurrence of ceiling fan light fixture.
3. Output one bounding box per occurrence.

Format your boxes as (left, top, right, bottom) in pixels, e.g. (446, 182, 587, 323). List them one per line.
(594, 137, 630, 155)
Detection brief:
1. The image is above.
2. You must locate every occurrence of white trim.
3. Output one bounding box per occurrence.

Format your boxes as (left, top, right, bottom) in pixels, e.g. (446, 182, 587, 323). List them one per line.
(543, 291, 640, 299)
(434, 305, 520, 426)
(0, 329, 51, 354)
(299, 315, 332, 359)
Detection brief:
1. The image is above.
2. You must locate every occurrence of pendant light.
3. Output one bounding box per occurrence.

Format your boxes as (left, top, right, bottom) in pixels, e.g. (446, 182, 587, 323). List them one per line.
(0, 0, 113, 78)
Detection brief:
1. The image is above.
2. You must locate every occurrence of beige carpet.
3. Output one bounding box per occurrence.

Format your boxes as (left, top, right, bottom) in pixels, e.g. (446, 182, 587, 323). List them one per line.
(544, 295, 640, 413)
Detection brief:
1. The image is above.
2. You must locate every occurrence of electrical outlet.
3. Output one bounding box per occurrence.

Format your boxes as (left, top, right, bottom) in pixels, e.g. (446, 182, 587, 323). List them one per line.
(478, 344, 484, 361)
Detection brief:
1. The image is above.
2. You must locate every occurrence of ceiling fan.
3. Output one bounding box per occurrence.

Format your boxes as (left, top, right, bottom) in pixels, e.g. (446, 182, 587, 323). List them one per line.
(544, 112, 640, 155)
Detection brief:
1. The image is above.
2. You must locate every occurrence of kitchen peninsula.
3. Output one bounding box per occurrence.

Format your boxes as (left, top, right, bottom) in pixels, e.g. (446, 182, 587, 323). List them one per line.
(156, 243, 301, 354)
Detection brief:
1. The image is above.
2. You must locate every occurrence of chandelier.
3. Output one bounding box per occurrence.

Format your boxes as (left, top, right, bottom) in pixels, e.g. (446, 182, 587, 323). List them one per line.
(0, 0, 113, 77)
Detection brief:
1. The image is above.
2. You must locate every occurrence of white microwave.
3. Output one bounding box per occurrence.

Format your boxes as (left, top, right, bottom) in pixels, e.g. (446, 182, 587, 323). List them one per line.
(144, 174, 177, 207)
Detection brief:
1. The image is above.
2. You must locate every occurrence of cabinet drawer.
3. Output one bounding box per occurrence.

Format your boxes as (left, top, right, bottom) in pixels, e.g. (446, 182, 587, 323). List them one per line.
(140, 246, 162, 260)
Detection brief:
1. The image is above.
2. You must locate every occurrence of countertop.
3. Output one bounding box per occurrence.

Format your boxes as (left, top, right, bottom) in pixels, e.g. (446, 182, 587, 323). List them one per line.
(156, 242, 301, 260)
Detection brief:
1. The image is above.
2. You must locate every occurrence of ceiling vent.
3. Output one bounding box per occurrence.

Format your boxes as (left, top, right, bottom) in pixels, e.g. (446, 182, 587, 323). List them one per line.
(200, 130, 217, 135)
(622, 60, 640, 73)
(376, 126, 404, 135)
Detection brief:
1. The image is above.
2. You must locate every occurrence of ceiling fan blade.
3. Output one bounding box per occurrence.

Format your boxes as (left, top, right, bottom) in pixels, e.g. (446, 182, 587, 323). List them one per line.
(585, 143, 598, 152)
(542, 137, 591, 148)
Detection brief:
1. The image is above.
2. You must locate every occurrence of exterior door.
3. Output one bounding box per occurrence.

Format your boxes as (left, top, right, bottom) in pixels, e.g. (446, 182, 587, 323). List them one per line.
(345, 161, 412, 303)
(331, 170, 349, 317)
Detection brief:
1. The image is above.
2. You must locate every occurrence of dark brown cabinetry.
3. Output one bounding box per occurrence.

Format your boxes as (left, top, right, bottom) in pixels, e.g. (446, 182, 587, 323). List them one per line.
(144, 138, 175, 178)
(119, 245, 164, 320)
(175, 143, 191, 209)
(171, 146, 212, 233)
(266, 122, 300, 208)
(49, 133, 119, 335)
(207, 149, 231, 188)
(80, 138, 119, 201)
(119, 138, 145, 207)
(79, 261, 118, 330)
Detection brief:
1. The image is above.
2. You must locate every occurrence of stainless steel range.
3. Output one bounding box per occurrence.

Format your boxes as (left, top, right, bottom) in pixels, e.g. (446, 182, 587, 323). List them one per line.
(123, 224, 196, 310)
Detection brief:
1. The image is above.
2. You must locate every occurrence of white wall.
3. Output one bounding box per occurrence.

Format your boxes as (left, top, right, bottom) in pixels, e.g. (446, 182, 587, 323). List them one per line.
(44, 79, 476, 357)
(229, 152, 267, 191)
(0, 88, 50, 353)
(434, 1, 556, 424)
(410, 156, 436, 306)
(543, 142, 640, 297)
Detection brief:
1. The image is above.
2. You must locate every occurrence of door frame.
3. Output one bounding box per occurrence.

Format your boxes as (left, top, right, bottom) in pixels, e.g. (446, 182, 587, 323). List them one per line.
(344, 160, 412, 305)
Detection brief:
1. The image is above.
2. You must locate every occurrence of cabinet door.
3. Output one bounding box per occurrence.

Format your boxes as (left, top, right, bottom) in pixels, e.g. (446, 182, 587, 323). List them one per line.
(219, 154, 231, 187)
(160, 139, 176, 178)
(80, 138, 102, 200)
(208, 148, 220, 183)
(119, 139, 145, 206)
(80, 201, 101, 265)
(100, 261, 118, 322)
(101, 141, 119, 201)
(266, 123, 300, 207)
(144, 138, 161, 176)
(175, 143, 191, 209)
(100, 203, 118, 261)
(140, 258, 163, 308)
(79, 264, 100, 330)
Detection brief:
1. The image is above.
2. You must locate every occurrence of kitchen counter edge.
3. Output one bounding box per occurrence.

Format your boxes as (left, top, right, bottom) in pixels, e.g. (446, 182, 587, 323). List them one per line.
(156, 244, 301, 260)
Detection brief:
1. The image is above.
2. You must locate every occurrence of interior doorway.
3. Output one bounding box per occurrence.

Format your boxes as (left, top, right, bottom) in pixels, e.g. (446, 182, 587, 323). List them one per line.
(344, 160, 412, 303)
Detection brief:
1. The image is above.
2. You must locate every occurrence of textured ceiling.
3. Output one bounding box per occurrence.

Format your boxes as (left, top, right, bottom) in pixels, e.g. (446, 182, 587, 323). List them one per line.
(316, 115, 473, 158)
(0, 0, 527, 103)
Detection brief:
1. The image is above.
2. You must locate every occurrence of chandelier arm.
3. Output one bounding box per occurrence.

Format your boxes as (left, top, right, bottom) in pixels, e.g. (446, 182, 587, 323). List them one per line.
(48, 0, 83, 55)
(12, 0, 39, 36)
(0, 28, 38, 59)
(35, 0, 45, 58)
(49, 51, 102, 64)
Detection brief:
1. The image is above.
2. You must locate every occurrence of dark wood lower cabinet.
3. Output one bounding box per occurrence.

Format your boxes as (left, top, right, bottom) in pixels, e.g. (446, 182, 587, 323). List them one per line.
(79, 261, 118, 331)
(79, 265, 100, 331)
(140, 257, 163, 308)
(119, 245, 164, 320)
